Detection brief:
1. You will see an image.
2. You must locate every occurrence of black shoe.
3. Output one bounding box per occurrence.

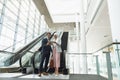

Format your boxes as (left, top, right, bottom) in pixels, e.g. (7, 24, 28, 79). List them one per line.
(38, 73, 41, 77)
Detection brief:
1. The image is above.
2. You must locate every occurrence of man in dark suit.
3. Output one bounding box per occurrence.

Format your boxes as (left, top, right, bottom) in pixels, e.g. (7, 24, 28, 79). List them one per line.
(38, 32, 52, 76)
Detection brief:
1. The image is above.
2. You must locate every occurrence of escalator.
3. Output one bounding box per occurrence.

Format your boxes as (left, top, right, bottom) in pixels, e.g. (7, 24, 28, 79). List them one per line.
(0, 32, 48, 73)
(0, 31, 68, 75)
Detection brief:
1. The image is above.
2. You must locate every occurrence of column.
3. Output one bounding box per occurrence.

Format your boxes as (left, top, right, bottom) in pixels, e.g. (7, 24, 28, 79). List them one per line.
(38, 15, 41, 35)
(32, 10, 36, 38)
(40, 15, 45, 34)
(12, 0, 21, 51)
(75, 13, 80, 52)
(107, 0, 120, 42)
(0, 0, 7, 38)
(25, 0, 30, 44)
(80, 0, 88, 74)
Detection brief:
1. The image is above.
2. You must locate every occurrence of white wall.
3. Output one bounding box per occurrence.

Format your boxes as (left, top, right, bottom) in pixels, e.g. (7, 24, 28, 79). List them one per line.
(86, 0, 113, 53)
(107, 0, 120, 42)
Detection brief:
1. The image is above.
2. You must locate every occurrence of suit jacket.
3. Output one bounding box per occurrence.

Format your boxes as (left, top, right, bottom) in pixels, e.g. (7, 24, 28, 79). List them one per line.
(40, 38, 52, 53)
(42, 38, 48, 46)
(38, 38, 48, 52)
(42, 45, 52, 54)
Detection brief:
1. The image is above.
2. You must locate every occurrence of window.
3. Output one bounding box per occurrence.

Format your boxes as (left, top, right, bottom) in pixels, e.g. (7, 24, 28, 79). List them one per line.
(0, 0, 44, 52)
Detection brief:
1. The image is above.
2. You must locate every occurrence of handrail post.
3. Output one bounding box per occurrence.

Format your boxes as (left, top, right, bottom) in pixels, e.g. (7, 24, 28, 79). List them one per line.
(95, 55, 100, 75)
(105, 52, 113, 80)
(115, 40, 120, 80)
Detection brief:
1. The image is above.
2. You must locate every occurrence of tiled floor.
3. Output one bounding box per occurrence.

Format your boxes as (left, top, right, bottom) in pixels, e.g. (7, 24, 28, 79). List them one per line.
(0, 73, 23, 78)
(0, 73, 108, 80)
(0, 73, 69, 79)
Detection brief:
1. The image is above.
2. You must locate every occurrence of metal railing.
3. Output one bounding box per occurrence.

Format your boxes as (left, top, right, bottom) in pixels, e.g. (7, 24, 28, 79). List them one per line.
(92, 42, 120, 54)
(91, 42, 120, 80)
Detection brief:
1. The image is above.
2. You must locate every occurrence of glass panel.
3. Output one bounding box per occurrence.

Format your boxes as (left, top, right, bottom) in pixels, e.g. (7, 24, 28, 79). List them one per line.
(6, 1, 18, 16)
(21, 52, 33, 67)
(0, 27, 14, 51)
(10, 0, 19, 9)
(3, 20, 16, 31)
(26, 33, 33, 43)
(111, 44, 120, 80)
(98, 52, 108, 78)
(87, 55, 97, 74)
(21, 38, 42, 68)
(0, 53, 13, 67)
(66, 53, 92, 74)
(1, 27, 14, 39)
(15, 35, 25, 49)
(4, 9, 17, 22)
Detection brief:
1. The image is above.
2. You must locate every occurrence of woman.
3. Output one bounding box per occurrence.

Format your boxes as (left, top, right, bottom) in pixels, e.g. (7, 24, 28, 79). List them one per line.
(52, 33, 62, 76)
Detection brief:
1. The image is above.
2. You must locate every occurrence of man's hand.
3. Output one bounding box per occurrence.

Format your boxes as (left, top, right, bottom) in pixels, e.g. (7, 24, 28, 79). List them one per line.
(47, 41, 51, 45)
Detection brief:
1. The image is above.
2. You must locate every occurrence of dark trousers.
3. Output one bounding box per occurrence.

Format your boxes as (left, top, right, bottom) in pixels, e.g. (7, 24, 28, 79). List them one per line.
(39, 52, 50, 73)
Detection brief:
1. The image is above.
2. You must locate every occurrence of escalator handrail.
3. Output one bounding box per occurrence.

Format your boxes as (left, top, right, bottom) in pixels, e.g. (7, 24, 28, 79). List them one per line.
(4, 32, 47, 66)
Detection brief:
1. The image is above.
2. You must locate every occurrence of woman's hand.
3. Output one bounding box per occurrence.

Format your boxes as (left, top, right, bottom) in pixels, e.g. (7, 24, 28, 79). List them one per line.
(51, 41, 56, 43)
(53, 42, 56, 43)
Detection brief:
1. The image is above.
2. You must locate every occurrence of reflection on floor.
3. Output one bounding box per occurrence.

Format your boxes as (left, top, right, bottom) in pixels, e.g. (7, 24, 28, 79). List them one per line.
(0, 73, 69, 79)
(0, 73, 108, 80)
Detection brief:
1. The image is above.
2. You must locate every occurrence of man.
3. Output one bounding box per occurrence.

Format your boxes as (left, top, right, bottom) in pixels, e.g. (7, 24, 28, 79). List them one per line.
(38, 32, 52, 77)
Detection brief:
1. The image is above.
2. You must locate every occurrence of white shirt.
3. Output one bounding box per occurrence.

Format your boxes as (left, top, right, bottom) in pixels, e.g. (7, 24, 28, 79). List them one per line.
(53, 38, 62, 53)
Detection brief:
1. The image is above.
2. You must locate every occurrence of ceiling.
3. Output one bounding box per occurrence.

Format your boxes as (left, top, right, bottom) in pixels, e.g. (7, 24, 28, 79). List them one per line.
(33, 0, 75, 30)
(44, 0, 81, 23)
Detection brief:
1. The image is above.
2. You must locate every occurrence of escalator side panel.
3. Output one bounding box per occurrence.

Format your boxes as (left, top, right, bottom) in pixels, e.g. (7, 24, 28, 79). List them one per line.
(60, 32, 69, 68)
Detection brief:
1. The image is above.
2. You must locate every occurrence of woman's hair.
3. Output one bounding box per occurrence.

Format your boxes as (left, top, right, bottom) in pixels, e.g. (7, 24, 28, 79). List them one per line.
(54, 33, 58, 36)
(54, 33, 58, 38)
